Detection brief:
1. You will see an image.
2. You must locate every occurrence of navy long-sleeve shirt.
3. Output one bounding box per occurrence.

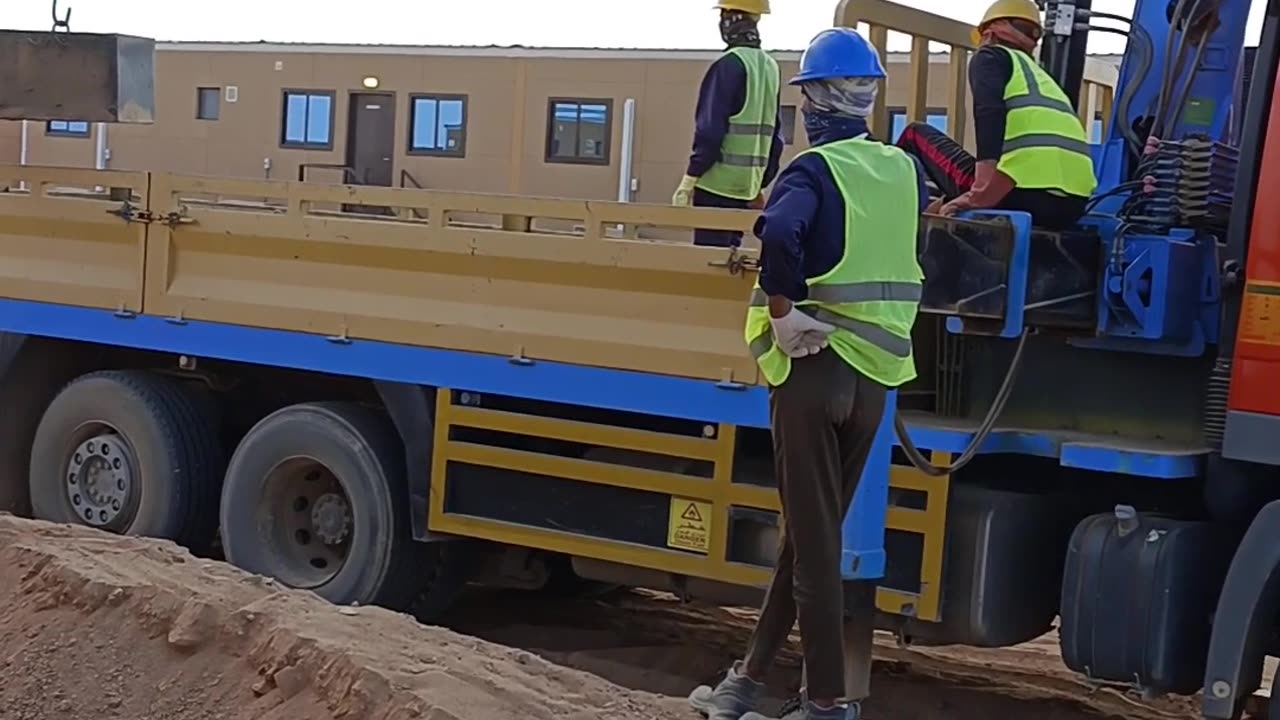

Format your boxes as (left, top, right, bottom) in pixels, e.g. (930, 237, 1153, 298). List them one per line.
(969, 46, 1015, 162)
(754, 119, 931, 302)
(687, 51, 786, 190)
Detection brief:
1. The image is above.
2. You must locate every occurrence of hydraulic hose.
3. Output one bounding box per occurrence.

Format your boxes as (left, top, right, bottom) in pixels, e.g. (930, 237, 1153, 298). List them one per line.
(894, 328, 1031, 477)
(1114, 22, 1153, 155)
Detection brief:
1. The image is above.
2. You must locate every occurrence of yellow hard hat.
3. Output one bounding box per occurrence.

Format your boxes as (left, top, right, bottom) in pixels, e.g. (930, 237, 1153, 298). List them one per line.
(714, 0, 771, 15)
(972, 0, 1042, 43)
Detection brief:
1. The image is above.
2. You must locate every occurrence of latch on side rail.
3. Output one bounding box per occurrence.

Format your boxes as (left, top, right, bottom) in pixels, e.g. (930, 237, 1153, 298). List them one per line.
(708, 247, 760, 276)
(107, 202, 195, 227)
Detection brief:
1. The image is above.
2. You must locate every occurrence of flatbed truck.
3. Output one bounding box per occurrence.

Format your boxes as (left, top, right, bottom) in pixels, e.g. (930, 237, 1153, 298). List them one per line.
(5, 0, 1280, 716)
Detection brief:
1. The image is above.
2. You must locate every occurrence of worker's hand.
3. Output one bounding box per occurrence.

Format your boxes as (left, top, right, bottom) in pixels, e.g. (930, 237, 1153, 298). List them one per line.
(770, 308, 836, 358)
(748, 192, 766, 210)
(940, 199, 970, 217)
(925, 197, 945, 215)
(672, 175, 698, 207)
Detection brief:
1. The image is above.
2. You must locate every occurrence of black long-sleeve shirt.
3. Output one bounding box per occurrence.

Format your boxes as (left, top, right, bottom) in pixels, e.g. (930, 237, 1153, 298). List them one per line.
(969, 46, 1014, 162)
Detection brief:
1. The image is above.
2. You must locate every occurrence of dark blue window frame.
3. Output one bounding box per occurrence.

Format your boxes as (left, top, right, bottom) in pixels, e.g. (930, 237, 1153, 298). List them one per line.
(280, 90, 335, 150)
(46, 120, 90, 137)
(408, 94, 468, 157)
(887, 108, 950, 143)
(545, 98, 612, 166)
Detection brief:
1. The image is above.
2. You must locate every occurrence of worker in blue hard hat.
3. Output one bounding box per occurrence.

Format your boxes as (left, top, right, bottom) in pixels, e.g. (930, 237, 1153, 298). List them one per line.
(687, 27, 929, 720)
(894, 0, 1097, 229)
(671, 0, 785, 247)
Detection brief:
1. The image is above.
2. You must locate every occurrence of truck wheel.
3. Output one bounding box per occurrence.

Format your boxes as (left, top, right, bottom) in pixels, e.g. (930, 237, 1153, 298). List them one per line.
(220, 402, 451, 611)
(28, 370, 223, 549)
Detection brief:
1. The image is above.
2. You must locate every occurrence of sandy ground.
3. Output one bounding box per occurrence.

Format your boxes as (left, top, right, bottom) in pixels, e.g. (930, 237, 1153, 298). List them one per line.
(0, 513, 1258, 720)
(0, 515, 679, 720)
(451, 590, 1211, 720)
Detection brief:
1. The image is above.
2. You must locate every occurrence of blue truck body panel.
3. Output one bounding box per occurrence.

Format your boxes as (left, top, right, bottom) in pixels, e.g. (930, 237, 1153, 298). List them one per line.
(0, 296, 1202, 480)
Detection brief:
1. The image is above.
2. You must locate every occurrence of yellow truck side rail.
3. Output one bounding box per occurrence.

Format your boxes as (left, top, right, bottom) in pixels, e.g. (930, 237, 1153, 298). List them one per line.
(0, 168, 149, 314)
(429, 390, 953, 620)
(144, 173, 762, 386)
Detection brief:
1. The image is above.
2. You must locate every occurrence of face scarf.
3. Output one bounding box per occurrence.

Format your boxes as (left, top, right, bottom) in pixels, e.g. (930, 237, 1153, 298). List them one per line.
(979, 18, 1040, 54)
(800, 77, 879, 141)
(720, 10, 761, 48)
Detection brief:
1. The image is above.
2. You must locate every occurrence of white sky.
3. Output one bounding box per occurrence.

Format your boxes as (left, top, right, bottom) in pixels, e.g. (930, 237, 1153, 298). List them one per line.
(7, 0, 1267, 54)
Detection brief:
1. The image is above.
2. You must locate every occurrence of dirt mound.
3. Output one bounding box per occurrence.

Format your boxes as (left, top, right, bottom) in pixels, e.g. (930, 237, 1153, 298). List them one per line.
(0, 515, 680, 720)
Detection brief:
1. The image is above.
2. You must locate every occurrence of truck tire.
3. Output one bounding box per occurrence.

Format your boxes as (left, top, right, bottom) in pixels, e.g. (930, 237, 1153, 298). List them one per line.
(28, 370, 223, 549)
(220, 402, 458, 612)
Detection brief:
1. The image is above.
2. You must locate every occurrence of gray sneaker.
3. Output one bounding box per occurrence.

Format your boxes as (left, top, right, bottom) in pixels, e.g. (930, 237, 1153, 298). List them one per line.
(688, 663, 765, 720)
(742, 700, 861, 720)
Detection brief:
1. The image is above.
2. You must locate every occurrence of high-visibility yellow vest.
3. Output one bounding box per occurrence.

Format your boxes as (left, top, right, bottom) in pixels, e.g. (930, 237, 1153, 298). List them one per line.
(696, 47, 781, 201)
(996, 46, 1098, 198)
(743, 136, 923, 388)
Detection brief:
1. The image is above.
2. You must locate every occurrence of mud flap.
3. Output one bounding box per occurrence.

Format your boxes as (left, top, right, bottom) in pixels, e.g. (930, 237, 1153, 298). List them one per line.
(373, 380, 441, 542)
(0, 332, 28, 381)
(1202, 499, 1280, 718)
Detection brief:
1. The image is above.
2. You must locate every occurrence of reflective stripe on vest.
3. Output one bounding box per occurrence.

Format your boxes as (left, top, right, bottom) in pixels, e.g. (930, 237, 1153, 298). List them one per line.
(995, 47, 1098, 198)
(743, 136, 923, 388)
(696, 47, 781, 201)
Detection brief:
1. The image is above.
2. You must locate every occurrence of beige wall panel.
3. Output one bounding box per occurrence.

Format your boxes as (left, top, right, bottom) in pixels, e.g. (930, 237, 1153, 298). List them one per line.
(10, 45, 1112, 205)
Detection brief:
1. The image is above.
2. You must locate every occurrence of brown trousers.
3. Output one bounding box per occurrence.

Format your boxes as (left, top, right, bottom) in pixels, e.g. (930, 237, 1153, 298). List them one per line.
(742, 349, 888, 701)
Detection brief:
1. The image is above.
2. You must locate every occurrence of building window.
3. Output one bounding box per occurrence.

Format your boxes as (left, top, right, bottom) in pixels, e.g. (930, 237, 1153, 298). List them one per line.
(546, 98, 612, 165)
(196, 87, 220, 120)
(887, 108, 949, 143)
(1092, 113, 1104, 144)
(46, 120, 89, 137)
(280, 90, 335, 149)
(779, 104, 797, 146)
(409, 94, 467, 157)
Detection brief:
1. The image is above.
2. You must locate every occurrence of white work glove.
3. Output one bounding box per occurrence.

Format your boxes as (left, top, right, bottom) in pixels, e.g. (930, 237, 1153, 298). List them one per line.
(671, 175, 698, 207)
(770, 307, 836, 358)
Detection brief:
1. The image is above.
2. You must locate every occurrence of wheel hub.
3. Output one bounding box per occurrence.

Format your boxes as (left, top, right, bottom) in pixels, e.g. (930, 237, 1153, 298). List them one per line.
(65, 434, 134, 528)
(310, 492, 352, 545)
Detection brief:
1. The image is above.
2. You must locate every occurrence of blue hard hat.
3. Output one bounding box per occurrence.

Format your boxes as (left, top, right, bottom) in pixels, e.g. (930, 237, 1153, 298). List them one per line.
(789, 28, 887, 84)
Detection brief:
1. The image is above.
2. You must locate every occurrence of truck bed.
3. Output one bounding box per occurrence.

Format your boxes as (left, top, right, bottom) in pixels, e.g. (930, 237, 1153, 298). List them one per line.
(0, 166, 762, 387)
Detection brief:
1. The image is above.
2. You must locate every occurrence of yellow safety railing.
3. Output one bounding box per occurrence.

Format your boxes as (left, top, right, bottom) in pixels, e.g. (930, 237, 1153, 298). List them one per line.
(835, 0, 1117, 143)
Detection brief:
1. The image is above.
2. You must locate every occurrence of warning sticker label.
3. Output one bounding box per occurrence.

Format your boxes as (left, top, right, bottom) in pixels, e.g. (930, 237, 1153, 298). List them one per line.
(667, 497, 712, 554)
(1241, 284, 1280, 346)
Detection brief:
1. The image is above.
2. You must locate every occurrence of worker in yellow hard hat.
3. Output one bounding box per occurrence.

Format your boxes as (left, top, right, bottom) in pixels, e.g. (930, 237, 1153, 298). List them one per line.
(892, 0, 1098, 229)
(670, 0, 784, 247)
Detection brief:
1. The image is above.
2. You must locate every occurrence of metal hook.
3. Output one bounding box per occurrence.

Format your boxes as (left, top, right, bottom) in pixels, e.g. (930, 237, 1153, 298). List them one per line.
(51, 0, 71, 32)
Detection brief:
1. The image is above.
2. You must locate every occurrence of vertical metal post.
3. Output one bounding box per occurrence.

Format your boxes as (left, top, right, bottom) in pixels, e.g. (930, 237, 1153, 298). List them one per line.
(617, 98, 636, 203)
(1040, 0, 1092, 109)
(93, 121, 108, 193)
(94, 122, 107, 170)
(615, 98, 638, 238)
(18, 119, 28, 191)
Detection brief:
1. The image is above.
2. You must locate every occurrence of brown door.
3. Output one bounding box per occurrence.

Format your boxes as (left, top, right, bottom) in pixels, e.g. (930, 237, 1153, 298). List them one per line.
(346, 93, 395, 186)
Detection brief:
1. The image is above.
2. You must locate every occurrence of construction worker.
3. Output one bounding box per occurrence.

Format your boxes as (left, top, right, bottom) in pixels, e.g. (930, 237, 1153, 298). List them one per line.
(894, 0, 1097, 229)
(672, 0, 785, 247)
(688, 27, 928, 720)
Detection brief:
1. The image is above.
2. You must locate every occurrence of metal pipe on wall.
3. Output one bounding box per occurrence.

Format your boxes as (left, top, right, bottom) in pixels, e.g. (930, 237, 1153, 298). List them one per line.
(93, 122, 108, 193)
(18, 120, 28, 191)
(94, 122, 107, 170)
(617, 98, 636, 203)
